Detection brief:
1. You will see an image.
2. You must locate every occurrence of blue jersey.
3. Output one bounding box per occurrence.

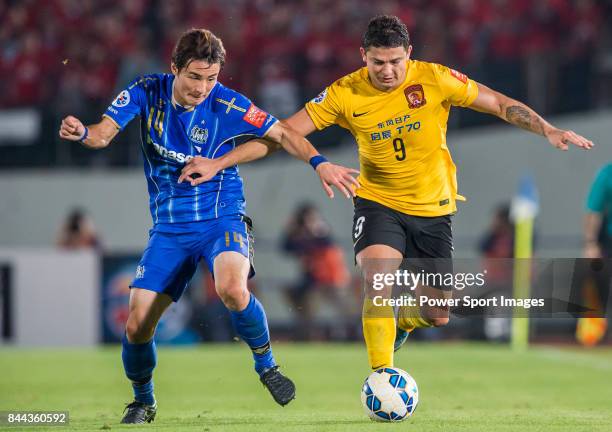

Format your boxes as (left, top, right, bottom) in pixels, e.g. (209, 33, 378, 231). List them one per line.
(104, 73, 277, 224)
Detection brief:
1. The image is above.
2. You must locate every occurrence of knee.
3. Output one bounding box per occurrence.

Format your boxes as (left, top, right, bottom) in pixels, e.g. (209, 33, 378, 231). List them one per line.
(216, 279, 249, 311)
(429, 316, 450, 327)
(361, 268, 391, 296)
(362, 271, 378, 291)
(125, 315, 155, 343)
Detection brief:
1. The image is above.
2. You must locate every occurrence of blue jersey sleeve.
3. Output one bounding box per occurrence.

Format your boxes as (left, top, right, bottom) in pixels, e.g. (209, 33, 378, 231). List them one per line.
(213, 89, 277, 143)
(103, 77, 146, 130)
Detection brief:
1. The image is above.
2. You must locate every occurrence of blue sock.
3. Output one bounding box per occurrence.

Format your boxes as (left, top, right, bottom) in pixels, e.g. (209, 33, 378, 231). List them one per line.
(230, 294, 276, 375)
(122, 333, 157, 405)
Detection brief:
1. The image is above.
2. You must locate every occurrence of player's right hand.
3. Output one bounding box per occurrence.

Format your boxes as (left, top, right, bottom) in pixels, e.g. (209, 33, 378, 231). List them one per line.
(316, 162, 360, 199)
(59, 116, 86, 141)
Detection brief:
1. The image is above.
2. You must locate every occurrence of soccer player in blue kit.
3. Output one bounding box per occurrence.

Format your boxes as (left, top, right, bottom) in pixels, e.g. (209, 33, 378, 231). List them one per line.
(59, 29, 359, 424)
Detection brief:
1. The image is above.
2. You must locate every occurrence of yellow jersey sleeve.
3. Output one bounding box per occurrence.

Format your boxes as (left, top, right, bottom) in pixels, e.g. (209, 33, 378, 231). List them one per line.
(304, 81, 346, 130)
(434, 64, 479, 107)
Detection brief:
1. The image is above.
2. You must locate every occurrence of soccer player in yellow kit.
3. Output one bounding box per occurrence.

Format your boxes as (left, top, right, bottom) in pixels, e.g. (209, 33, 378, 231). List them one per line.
(181, 15, 594, 371)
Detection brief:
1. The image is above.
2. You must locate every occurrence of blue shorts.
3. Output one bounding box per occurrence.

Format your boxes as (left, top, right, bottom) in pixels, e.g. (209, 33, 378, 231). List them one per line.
(130, 215, 255, 302)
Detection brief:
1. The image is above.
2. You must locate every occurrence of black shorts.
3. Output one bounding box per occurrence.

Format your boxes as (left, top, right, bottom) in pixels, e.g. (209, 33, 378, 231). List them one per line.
(352, 197, 453, 259)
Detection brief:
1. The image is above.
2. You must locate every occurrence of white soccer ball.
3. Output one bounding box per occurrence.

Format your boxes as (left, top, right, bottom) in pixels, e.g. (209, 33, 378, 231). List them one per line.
(360, 367, 419, 422)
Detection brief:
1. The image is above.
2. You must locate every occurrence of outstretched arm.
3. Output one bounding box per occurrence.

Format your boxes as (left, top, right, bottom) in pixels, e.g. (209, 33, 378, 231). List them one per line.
(469, 83, 594, 151)
(262, 118, 319, 163)
(180, 108, 318, 173)
(179, 110, 360, 198)
(266, 120, 361, 198)
(217, 139, 281, 166)
(58, 115, 120, 149)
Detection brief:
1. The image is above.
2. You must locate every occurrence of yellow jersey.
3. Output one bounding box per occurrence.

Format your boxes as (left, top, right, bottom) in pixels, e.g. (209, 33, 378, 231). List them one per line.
(305, 60, 479, 217)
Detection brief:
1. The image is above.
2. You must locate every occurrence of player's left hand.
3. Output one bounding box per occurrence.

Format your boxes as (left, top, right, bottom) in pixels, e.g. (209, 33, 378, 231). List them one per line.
(178, 156, 222, 186)
(316, 162, 360, 199)
(545, 128, 594, 151)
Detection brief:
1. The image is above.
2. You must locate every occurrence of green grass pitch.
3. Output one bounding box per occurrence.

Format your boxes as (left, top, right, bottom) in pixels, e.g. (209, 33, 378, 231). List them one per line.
(1, 342, 611, 431)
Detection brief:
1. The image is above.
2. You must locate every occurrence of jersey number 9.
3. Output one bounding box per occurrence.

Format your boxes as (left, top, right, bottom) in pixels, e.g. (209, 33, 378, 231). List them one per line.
(393, 138, 406, 161)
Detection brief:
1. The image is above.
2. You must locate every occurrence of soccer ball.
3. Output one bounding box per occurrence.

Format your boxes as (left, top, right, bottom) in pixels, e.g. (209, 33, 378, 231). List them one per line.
(361, 367, 418, 422)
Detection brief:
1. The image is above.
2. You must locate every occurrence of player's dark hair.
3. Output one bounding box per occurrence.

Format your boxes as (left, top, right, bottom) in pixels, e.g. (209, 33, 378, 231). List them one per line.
(172, 29, 226, 70)
(362, 15, 410, 51)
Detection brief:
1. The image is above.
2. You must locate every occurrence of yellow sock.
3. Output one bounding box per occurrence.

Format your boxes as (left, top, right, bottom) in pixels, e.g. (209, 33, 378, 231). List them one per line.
(397, 304, 433, 331)
(362, 299, 396, 370)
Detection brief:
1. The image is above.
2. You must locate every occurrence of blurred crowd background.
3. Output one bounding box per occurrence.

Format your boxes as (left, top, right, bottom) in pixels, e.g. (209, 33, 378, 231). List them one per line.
(1, 0, 612, 166)
(0, 0, 609, 346)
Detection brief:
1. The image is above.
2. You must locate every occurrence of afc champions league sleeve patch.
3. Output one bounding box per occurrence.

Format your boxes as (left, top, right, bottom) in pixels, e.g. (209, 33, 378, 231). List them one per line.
(450, 69, 468, 84)
(312, 88, 328, 104)
(404, 84, 427, 109)
(112, 89, 131, 108)
(242, 104, 268, 128)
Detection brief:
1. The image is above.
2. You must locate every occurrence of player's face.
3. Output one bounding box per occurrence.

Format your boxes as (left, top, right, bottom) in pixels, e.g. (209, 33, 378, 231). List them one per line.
(360, 46, 412, 91)
(171, 60, 221, 107)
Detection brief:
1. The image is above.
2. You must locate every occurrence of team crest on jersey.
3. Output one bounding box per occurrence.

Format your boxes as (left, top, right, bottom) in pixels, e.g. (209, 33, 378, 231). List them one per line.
(112, 90, 130, 108)
(404, 84, 427, 109)
(243, 104, 267, 128)
(190, 125, 209, 145)
(312, 89, 327, 104)
(135, 265, 145, 279)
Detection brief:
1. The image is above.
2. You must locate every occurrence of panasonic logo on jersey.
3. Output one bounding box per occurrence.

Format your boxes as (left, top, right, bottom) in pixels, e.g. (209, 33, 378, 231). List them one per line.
(149, 138, 194, 164)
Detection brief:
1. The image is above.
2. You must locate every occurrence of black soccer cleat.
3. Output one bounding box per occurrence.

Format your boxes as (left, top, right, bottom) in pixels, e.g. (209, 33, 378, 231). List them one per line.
(120, 400, 157, 424)
(260, 366, 296, 406)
